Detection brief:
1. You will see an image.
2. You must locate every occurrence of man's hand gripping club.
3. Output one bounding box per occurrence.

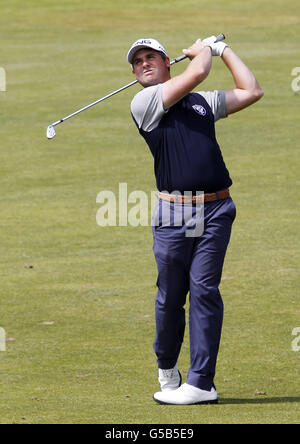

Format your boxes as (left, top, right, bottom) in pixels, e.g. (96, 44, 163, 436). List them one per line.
(183, 35, 228, 59)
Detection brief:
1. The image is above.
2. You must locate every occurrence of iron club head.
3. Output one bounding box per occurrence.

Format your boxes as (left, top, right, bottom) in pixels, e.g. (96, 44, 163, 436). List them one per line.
(46, 125, 56, 139)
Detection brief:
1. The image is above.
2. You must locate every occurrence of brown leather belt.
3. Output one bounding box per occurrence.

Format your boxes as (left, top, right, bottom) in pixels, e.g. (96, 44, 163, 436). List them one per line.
(158, 189, 230, 204)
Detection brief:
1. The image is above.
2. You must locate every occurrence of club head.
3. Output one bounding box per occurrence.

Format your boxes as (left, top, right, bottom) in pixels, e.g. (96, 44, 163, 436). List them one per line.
(46, 125, 56, 139)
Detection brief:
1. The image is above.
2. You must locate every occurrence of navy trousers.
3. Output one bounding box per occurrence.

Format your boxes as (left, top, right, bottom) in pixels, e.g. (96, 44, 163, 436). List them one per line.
(152, 197, 236, 391)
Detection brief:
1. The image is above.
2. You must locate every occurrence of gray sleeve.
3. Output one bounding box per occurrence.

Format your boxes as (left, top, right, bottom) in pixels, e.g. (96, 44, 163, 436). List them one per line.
(196, 90, 227, 122)
(130, 84, 167, 132)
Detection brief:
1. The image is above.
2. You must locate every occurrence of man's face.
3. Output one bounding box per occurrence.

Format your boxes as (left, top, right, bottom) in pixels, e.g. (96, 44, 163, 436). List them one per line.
(132, 49, 171, 87)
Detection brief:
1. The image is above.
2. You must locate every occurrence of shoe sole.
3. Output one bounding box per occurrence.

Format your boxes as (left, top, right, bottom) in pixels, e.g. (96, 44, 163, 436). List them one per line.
(153, 396, 218, 405)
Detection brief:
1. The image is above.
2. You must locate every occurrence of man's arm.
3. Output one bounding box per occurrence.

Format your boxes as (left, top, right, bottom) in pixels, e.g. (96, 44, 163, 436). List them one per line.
(162, 42, 212, 109)
(221, 47, 264, 114)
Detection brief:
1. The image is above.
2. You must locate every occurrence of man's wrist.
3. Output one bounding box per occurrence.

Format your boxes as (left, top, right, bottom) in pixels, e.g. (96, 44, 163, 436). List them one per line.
(201, 45, 212, 57)
(220, 45, 230, 58)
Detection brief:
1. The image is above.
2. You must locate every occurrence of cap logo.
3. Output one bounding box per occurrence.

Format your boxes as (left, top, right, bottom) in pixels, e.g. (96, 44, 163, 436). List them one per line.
(135, 39, 152, 46)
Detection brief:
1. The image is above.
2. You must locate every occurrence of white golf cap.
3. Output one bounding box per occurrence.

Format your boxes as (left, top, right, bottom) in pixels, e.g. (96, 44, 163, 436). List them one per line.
(127, 38, 168, 64)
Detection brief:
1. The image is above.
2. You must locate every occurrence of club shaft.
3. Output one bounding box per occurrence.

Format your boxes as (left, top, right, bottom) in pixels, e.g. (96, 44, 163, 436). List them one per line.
(51, 80, 138, 126)
(51, 33, 225, 127)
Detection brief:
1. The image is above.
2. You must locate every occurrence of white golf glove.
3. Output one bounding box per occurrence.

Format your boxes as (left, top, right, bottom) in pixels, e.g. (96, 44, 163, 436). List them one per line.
(198, 36, 228, 57)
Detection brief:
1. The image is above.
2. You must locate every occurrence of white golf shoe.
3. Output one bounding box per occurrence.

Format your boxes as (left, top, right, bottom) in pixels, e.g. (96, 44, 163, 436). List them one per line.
(153, 383, 218, 405)
(158, 364, 182, 391)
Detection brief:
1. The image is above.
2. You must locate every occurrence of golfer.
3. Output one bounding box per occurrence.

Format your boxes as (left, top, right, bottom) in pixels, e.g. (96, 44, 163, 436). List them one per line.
(127, 37, 263, 404)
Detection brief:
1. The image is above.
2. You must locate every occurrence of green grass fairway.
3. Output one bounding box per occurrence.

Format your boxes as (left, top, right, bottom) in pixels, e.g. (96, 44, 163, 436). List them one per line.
(0, 0, 299, 424)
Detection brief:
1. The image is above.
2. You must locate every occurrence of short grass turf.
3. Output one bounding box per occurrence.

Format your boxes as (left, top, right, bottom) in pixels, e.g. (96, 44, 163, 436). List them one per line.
(0, 0, 299, 424)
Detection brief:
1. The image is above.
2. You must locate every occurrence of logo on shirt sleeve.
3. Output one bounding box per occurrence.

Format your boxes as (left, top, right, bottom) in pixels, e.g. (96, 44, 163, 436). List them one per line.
(192, 104, 207, 116)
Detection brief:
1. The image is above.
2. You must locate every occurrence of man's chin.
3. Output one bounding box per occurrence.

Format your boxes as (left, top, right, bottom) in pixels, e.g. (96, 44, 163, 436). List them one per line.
(139, 77, 159, 88)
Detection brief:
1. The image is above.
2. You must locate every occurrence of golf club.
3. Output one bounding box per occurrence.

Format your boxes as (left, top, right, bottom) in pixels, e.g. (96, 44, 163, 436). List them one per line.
(46, 33, 225, 139)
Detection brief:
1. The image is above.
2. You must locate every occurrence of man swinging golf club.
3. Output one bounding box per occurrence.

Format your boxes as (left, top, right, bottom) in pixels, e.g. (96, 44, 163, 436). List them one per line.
(128, 36, 263, 405)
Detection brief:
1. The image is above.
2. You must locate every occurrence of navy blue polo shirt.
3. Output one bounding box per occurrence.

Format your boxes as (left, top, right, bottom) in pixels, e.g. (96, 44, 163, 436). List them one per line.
(131, 84, 232, 194)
